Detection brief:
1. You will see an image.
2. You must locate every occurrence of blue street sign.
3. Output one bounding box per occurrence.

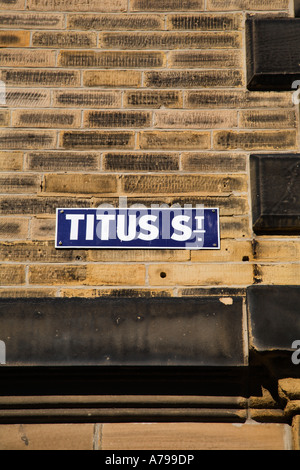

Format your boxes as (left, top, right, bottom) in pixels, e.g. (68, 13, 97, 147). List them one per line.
(55, 208, 220, 250)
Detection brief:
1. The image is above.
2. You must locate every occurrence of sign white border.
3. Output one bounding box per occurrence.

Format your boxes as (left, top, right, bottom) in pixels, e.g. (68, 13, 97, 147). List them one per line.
(55, 207, 220, 250)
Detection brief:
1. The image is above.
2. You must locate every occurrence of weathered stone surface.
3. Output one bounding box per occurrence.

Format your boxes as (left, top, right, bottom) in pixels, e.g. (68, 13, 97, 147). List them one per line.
(29, 265, 145, 286)
(138, 131, 211, 150)
(68, 14, 164, 30)
(207, 0, 289, 10)
(83, 71, 142, 87)
(44, 174, 118, 194)
(0, 265, 25, 285)
(94, 195, 248, 216)
(167, 13, 243, 30)
(32, 32, 97, 48)
(0, 152, 23, 171)
(2, 89, 51, 107)
(0, 69, 80, 87)
(0, 424, 94, 451)
(120, 174, 246, 194)
(0, 131, 56, 150)
(52, 90, 122, 108)
(0, 175, 41, 194)
(252, 239, 300, 262)
(60, 131, 135, 149)
(102, 422, 286, 450)
(0, 288, 57, 298)
(0, 297, 245, 366)
(84, 111, 152, 128)
(155, 110, 238, 129)
(0, 13, 64, 29)
(100, 32, 242, 49)
(185, 90, 292, 108)
(0, 50, 55, 67)
(247, 285, 300, 351)
(169, 50, 242, 68)
(145, 70, 243, 88)
(220, 216, 251, 238)
(239, 110, 296, 129)
(102, 153, 179, 172)
(60, 288, 173, 298)
(12, 110, 81, 128)
(26, 152, 100, 171)
(0, 111, 9, 127)
(214, 131, 297, 151)
(124, 90, 182, 108)
(0, 241, 88, 263)
(0, 218, 29, 240)
(258, 265, 300, 285)
(131, 0, 205, 11)
(250, 154, 300, 234)
(246, 18, 300, 90)
(0, 0, 25, 10)
(0, 31, 30, 47)
(0, 196, 92, 215)
(88, 249, 189, 262)
(181, 153, 247, 172)
(30, 218, 56, 240)
(191, 240, 252, 262)
(27, 0, 127, 11)
(148, 264, 253, 286)
(59, 51, 165, 68)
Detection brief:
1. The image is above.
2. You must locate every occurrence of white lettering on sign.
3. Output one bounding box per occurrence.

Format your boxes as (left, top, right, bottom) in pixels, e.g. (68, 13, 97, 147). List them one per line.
(66, 213, 162, 242)
(56, 208, 220, 250)
(65, 214, 85, 240)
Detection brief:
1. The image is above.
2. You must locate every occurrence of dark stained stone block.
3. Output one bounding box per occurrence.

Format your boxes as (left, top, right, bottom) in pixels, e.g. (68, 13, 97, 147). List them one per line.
(246, 18, 300, 90)
(295, 0, 300, 17)
(247, 285, 300, 352)
(250, 154, 300, 234)
(0, 297, 245, 367)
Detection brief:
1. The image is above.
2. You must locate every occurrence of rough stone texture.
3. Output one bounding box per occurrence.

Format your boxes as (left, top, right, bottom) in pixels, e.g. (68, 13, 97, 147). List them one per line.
(0, 424, 94, 450)
(100, 32, 242, 49)
(2, 89, 51, 107)
(32, 32, 97, 48)
(131, 0, 205, 11)
(26, 152, 100, 171)
(83, 70, 142, 87)
(101, 422, 287, 450)
(247, 285, 300, 351)
(0, 152, 23, 171)
(59, 51, 166, 68)
(0, 297, 245, 366)
(0, 31, 30, 47)
(0, 49, 55, 67)
(68, 14, 164, 30)
(246, 18, 300, 90)
(250, 154, 300, 234)
(0, 13, 64, 29)
(0, 422, 288, 450)
(12, 110, 81, 128)
(0, 69, 80, 87)
(27, 0, 128, 12)
(207, 0, 289, 10)
(167, 13, 243, 30)
(52, 91, 122, 108)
